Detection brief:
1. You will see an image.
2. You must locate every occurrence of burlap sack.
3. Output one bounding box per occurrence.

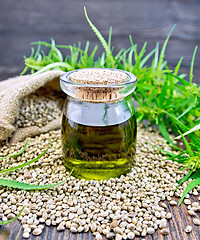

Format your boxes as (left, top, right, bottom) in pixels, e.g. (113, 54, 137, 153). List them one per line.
(0, 70, 65, 144)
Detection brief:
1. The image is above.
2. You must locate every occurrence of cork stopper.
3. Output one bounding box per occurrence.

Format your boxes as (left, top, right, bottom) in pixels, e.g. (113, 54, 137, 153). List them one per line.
(70, 69, 127, 85)
(70, 69, 128, 103)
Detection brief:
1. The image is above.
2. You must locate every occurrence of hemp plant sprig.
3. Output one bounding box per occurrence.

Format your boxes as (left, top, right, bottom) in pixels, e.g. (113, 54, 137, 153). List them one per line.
(164, 113, 200, 204)
(152, 114, 200, 204)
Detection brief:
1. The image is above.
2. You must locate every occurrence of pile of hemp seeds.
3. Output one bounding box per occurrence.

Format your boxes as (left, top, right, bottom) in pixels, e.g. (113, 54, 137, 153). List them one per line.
(0, 91, 200, 239)
(16, 87, 64, 128)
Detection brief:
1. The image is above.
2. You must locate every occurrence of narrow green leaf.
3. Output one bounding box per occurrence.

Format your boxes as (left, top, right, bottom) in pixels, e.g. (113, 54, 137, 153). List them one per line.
(190, 46, 198, 84)
(20, 66, 29, 75)
(140, 48, 156, 68)
(30, 47, 35, 58)
(172, 97, 194, 109)
(32, 39, 82, 54)
(31, 68, 35, 74)
(153, 42, 159, 69)
(176, 123, 200, 139)
(50, 38, 63, 62)
(163, 111, 188, 131)
(0, 206, 25, 225)
(32, 62, 73, 75)
(25, 63, 43, 71)
(100, 52, 105, 66)
(113, 56, 125, 70)
(169, 152, 187, 162)
(166, 73, 174, 105)
(164, 111, 200, 145)
(108, 26, 112, 49)
(0, 142, 51, 174)
(129, 36, 138, 59)
(146, 142, 176, 157)
(168, 73, 190, 86)
(146, 87, 158, 107)
(115, 48, 125, 61)
(31, 41, 53, 48)
(90, 45, 98, 59)
(84, 41, 90, 54)
(157, 25, 176, 70)
(128, 48, 134, 67)
(33, 43, 41, 61)
(158, 117, 175, 146)
(0, 169, 73, 190)
(136, 112, 144, 122)
(190, 169, 200, 179)
(56, 44, 84, 54)
(0, 139, 29, 160)
(174, 57, 183, 75)
(138, 42, 147, 59)
(84, 7, 114, 68)
(177, 96, 197, 119)
(178, 178, 200, 205)
(178, 131, 194, 157)
(175, 169, 193, 191)
(37, 53, 42, 62)
(158, 81, 168, 106)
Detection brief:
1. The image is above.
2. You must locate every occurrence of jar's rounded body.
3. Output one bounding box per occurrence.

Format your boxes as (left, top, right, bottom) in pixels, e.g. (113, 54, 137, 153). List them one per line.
(61, 96, 137, 180)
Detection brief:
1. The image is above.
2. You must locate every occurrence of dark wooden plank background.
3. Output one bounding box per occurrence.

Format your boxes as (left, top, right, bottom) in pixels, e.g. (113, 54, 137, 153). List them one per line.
(1, 196, 200, 240)
(0, 1, 200, 238)
(0, 0, 200, 82)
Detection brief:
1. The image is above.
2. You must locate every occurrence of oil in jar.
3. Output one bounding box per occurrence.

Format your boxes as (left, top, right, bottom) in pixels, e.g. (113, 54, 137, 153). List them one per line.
(61, 98, 137, 180)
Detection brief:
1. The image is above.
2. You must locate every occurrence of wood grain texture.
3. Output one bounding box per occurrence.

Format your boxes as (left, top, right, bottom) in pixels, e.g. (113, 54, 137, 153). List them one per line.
(1, 196, 200, 240)
(0, 0, 200, 83)
(0, 1, 200, 238)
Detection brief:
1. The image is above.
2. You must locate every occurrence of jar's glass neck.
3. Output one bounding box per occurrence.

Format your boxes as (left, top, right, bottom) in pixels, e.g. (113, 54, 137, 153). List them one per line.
(63, 95, 135, 127)
(60, 68, 137, 103)
(60, 81, 136, 103)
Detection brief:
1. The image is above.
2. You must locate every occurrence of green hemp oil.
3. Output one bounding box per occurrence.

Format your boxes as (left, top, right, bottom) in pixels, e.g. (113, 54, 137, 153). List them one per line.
(61, 98, 137, 180)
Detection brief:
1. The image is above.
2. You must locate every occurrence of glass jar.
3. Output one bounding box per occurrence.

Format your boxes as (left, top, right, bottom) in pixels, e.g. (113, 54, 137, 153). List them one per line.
(60, 68, 137, 180)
